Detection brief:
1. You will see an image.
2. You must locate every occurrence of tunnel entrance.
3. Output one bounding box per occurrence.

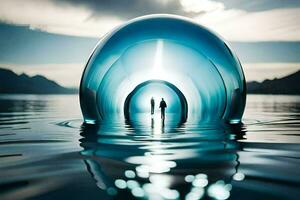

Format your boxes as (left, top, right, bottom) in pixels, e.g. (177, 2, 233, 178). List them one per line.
(124, 80, 188, 124)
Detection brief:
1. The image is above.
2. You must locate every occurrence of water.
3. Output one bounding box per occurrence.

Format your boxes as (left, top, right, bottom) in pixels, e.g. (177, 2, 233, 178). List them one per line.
(0, 94, 299, 200)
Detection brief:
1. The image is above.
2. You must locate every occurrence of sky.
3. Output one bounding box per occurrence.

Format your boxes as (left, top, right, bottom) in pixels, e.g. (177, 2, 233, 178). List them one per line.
(0, 0, 299, 87)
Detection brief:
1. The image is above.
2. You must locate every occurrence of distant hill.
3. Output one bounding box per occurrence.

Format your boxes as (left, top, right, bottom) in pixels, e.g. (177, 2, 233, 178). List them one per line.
(0, 68, 78, 94)
(247, 70, 300, 95)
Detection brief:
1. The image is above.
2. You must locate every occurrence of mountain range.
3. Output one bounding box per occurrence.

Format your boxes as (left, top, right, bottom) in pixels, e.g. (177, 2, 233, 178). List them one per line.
(0, 68, 299, 95)
(247, 70, 300, 94)
(0, 68, 77, 94)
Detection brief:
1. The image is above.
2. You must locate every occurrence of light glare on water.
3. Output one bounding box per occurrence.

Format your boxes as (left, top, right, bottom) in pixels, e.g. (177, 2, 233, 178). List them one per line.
(0, 94, 299, 200)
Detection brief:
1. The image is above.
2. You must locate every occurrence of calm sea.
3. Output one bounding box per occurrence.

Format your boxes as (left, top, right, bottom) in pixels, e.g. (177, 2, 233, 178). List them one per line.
(0, 94, 299, 200)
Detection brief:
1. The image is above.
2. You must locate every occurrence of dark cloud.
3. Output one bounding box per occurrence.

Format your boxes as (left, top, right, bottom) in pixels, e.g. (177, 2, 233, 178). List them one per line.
(53, 0, 300, 20)
(50, 0, 300, 24)
(51, 0, 200, 20)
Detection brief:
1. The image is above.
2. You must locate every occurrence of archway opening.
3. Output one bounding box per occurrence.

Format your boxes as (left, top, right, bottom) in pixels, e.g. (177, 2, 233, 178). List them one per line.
(124, 80, 188, 126)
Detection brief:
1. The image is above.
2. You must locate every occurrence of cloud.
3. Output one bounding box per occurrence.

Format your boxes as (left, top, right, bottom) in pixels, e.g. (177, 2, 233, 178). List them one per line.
(0, 0, 123, 37)
(217, 0, 300, 12)
(54, 0, 190, 19)
(180, 0, 224, 13)
(0, 0, 299, 41)
(196, 8, 300, 41)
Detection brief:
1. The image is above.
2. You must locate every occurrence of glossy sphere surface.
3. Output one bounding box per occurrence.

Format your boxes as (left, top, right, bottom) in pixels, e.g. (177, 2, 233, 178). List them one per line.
(80, 15, 246, 124)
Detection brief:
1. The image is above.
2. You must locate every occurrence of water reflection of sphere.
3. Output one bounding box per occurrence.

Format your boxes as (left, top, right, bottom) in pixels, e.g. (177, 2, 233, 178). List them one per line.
(80, 14, 246, 124)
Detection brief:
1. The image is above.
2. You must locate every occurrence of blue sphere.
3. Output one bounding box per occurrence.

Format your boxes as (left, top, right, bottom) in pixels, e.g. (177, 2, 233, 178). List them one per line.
(80, 14, 246, 124)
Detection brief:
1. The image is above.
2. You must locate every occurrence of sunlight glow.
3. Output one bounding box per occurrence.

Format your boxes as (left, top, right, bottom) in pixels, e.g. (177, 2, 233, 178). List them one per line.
(180, 0, 224, 13)
(152, 40, 164, 78)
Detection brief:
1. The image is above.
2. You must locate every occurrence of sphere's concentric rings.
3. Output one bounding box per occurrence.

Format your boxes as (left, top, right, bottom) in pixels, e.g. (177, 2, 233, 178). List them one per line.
(80, 14, 246, 124)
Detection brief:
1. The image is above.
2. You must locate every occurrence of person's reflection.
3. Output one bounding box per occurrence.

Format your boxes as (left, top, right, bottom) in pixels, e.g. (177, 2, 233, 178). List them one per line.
(151, 113, 165, 134)
(161, 118, 165, 133)
(151, 117, 154, 129)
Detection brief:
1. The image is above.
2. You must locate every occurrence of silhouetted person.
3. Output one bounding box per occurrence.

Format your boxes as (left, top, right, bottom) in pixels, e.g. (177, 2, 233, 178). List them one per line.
(159, 98, 167, 120)
(150, 97, 155, 115)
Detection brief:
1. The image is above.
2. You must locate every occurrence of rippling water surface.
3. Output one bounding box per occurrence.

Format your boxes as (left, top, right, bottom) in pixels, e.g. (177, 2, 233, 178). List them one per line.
(0, 94, 299, 200)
